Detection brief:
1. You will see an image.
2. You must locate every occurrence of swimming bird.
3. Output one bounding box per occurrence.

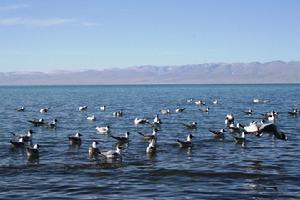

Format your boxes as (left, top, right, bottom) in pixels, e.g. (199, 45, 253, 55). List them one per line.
(10, 137, 25, 148)
(45, 119, 58, 128)
(253, 98, 260, 103)
(234, 132, 246, 144)
(26, 144, 40, 158)
(187, 98, 194, 103)
(200, 107, 209, 112)
(100, 106, 106, 111)
(96, 126, 110, 134)
(195, 100, 205, 106)
(244, 109, 253, 115)
(208, 128, 226, 140)
(267, 114, 275, 122)
(228, 123, 242, 132)
(288, 108, 300, 115)
(225, 114, 234, 126)
(68, 132, 82, 145)
(28, 118, 45, 126)
(153, 114, 161, 124)
(101, 144, 122, 160)
(110, 131, 130, 143)
(175, 107, 185, 113)
(261, 111, 278, 122)
(16, 106, 25, 112)
(213, 100, 218, 105)
(182, 121, 197, 129)
(11, 130, 34, 142)
(146, 139, 156, 154)
(40, 108, 48, 113)
(160, 109, 170, 114)
(113, 111, 123, 117)
(87, 115, 96, 121)
(138, 129, 158, 141)
(253, 98, 269, 104)
(176, 134, 193, 148)
(79, 106, 88, 111)
(134, 118, 149, 125)
(88, 141, 101, 157)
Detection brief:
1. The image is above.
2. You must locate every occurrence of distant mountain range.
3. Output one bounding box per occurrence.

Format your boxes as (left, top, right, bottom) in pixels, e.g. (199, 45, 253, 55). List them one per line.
(1, 61, 300, 85)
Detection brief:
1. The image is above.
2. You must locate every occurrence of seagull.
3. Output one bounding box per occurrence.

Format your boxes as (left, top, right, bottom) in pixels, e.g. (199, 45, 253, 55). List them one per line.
(195, 100, 205, 106)
(87, 115, 96, 121)
(101, 144, 122, 160)
(160, 109, 170, 114)
(138, 129, 158, 141)
(225, 113, 234, 126)
(45, 119, 58, 128)
(253, 98, 260, 103)
(26, 144, 40, 158)
(68, 132, 82, 145)
(176, 134, 193, 148)
(213, 100, 218, 105)
(262, 111, 278, 118)
(113, 111, 123, 117)
(288, 108, 300, 115)
(40, 108, 48, 113)
(182, 121, 197, 129)
(16, 106, 25, 112)
(267, 114, 275, 122)
(110, 131, 130, 143)
(257, 123, 287, 140)
(208, 128, 226, 140)
(96, 126, 110, 134)
(240, 121, 259, 133)
(244, 109, 253, 115)
(28, 118, 45, 126)
(100, 106, 106, 111)
(187, 98, 194, 103)
(134, 118, 149, 125)
(200, 107, 209, 112)
(88, 141, 101, 157)
(175, 107, 185, 113)
(146, 139, 156, 154)
(11, 130, 34, 143)
(10, 137, 25, 148)
(153, 114, 161, 124)
(228, 123, 242, 132)
(79, 106, 88, 111)
(240, 122, 287, 140)
(234, 132, 246, 144)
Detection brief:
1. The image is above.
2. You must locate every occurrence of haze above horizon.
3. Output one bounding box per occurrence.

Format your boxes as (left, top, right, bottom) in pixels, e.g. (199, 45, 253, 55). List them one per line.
(0, 0, 300, 72)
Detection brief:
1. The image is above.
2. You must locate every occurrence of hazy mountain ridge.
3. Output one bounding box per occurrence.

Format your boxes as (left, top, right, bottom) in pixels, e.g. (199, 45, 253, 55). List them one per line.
(1, 61, 300, 85)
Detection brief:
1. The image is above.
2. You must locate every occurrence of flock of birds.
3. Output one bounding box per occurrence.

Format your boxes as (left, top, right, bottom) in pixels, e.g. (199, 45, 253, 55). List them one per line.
(9, 97, 299, 163)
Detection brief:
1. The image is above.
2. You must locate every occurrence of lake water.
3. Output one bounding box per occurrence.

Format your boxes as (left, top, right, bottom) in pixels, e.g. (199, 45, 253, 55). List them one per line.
(0, 84, 299, 199)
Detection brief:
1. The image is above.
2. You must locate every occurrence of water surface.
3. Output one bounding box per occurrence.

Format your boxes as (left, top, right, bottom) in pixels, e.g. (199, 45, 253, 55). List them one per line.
(0, 84, 299, 199)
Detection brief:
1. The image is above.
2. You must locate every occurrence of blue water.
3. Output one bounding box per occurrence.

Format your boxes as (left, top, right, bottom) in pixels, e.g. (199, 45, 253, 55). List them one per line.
(0, 84, 299, 199)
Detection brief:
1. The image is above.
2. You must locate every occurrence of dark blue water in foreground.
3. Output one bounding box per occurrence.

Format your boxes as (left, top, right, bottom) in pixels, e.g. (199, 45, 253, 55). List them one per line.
(0, 84, 299, 199)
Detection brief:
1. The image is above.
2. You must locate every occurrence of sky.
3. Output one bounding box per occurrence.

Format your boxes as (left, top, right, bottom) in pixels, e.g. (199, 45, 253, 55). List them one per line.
(0, 0, 300, 72)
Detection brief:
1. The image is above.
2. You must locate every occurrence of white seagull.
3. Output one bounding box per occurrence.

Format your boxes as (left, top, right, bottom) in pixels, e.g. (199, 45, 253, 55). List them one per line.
(96, 126, 110, 134)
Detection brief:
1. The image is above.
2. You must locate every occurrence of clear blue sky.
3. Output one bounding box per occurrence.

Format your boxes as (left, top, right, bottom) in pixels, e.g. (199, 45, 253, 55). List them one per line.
(0, 0, 300, 72)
